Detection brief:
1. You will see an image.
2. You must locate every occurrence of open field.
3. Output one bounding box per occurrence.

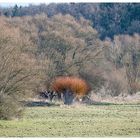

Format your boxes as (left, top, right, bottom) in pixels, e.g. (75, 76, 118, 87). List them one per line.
(0, 101, 140, 137)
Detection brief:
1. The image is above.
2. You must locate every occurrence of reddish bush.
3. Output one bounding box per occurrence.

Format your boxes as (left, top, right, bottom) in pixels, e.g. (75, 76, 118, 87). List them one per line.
(51, 76, 90, 98)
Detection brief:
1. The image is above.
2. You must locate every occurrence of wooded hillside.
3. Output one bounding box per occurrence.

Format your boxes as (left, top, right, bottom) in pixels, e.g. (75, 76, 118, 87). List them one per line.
(0, 3, 140, 119)
(1, 3, 140, 39)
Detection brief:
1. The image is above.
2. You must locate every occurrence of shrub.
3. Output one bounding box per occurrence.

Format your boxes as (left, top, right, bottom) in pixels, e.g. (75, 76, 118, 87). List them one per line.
(79, 69, 105, 92)
(51, 76, 90, 104)
(100, 70, 128, 97)
(0, 95, 24, 120)
(130, 82, 140, 94)
(0, 17, 37, 120)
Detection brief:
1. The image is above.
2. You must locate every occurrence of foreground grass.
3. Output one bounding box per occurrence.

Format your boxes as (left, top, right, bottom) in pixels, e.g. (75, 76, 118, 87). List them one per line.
(0, 103, 140, 137)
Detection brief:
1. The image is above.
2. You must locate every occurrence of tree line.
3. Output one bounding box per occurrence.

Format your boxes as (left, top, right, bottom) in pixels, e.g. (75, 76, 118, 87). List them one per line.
(0, 3, 140, 39)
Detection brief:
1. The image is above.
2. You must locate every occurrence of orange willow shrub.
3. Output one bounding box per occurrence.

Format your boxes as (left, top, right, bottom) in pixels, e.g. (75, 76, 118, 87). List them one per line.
(51, 76, 90, 97)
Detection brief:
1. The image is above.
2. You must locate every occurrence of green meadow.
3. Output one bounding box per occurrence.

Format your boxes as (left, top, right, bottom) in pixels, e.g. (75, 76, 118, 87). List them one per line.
(0, 103, 140, 137)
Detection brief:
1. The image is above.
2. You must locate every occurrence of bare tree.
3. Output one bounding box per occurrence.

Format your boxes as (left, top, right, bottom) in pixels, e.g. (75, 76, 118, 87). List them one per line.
(103, 34, 140, 95)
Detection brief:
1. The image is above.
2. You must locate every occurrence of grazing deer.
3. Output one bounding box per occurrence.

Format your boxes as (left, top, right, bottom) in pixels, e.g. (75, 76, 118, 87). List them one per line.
(39, 90, 57, 101)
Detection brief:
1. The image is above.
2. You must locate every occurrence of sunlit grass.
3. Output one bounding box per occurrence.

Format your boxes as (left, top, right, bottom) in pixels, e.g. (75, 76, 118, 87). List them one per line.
(0, 103, 140, 137)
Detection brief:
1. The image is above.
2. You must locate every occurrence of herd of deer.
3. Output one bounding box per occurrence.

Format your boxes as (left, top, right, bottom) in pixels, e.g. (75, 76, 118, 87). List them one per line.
(39, 90, 59, 101)
(38, 90, 87, 104)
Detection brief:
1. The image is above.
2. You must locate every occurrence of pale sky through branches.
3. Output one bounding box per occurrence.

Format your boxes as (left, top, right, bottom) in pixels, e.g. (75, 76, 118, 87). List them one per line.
(0, 0, 140, 4)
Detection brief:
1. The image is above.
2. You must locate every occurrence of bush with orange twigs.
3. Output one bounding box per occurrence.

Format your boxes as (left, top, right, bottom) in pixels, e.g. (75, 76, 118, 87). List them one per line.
(51, 76, 90, 104)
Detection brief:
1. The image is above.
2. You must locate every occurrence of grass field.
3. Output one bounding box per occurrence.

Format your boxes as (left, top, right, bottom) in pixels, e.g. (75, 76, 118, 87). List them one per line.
(0, 102, 140, 137)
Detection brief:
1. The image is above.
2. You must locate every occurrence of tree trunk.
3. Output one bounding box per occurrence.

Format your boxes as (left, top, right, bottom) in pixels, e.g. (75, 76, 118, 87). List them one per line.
(63, 90, 74, 105)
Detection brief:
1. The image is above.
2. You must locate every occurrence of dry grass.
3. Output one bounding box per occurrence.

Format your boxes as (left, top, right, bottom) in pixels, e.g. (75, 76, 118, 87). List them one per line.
(91, 91, 140, 104)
